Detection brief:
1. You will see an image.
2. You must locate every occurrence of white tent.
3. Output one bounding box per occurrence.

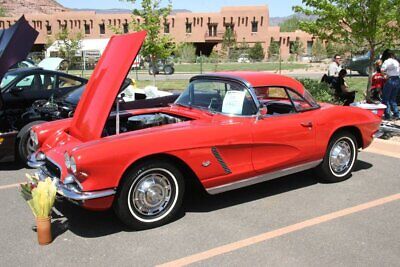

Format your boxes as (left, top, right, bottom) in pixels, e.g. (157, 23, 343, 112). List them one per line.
(45, 38, 110, 58)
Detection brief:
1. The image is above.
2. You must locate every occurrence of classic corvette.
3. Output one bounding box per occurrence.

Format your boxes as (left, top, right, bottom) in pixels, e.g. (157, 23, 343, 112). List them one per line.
(29, 31, 381, 229)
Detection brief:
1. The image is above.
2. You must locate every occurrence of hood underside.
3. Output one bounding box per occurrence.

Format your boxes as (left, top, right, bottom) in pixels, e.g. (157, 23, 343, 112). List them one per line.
(69, 31, 147, 141)
(0, 16, 38, 111)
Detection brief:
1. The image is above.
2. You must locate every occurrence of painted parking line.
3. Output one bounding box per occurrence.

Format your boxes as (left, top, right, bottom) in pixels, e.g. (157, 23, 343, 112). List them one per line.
(158, 193, 400, 267)
(364, 139, 400, 159)
(0, 183, 22, 190)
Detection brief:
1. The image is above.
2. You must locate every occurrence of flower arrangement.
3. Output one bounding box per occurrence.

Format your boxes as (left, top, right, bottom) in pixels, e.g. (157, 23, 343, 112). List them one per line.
(20, 174, 57, 245)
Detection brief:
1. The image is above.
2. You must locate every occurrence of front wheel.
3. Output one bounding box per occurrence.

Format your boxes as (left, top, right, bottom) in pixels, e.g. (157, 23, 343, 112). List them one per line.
(17, 121, 46, 166)
(114, 160, 185, 230)
(316, 131, 358, 183)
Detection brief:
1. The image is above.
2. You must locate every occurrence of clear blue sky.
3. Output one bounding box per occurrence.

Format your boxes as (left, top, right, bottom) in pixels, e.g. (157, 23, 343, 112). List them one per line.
(57, 0, 303, 17)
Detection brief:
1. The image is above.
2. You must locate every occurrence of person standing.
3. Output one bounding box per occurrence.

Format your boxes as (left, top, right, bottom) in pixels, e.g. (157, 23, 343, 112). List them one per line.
(328, 54, 342, 77)
(381, 51, 400, 120)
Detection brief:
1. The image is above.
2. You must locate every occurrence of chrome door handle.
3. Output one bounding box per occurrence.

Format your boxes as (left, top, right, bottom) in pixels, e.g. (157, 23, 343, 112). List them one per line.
(301, 121, 313, 128)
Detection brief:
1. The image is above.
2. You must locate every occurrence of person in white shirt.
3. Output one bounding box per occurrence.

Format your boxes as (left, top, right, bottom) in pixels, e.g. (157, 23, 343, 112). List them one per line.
(327, 54, 342, 77)
(381, 51, 400, 120)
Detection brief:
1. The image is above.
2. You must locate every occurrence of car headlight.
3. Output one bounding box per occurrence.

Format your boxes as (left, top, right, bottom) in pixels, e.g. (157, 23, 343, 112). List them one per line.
(64, 152, 71, 169)
(70, 156, 77, 174)
(30, 130, 38, 146)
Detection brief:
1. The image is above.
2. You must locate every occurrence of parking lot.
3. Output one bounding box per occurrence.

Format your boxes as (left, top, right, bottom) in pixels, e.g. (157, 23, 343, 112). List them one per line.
(0, 146, 399, 266)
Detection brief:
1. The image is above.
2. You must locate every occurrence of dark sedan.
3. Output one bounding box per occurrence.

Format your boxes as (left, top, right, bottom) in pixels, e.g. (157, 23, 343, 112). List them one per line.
(0, 68, 87, 163)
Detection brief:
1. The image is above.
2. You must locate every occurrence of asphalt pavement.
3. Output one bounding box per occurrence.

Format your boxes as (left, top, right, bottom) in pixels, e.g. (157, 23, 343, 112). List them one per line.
(0, 151, 399, 266)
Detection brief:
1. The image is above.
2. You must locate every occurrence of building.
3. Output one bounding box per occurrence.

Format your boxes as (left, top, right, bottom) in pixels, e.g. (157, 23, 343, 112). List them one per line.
(0, 5, 313, 60)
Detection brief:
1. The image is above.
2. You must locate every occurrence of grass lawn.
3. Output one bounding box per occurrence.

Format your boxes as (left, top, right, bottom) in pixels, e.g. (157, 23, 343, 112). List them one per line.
(346, 76, 368, 101)
(136, 80, 188, 91)
(173, 62, 309, 73)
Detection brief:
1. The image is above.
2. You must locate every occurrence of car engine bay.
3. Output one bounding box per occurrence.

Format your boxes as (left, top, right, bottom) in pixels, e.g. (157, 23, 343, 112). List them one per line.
(103, 112, 191, 136)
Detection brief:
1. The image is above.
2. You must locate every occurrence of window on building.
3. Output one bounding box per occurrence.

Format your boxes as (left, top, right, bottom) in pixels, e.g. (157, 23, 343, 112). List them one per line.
(46, 25, 52, 35)
(164, 23, 170, 33)
(99, 23, 105, 34)
(208, 24, 217, 37)
(251, 21, 258, 32)
(123, 23, 129, 34)
(84, 24, 90, 34)
(172, 18, 175, 28)
(225, 24, 234, 32)
(186, 22, 192, 33)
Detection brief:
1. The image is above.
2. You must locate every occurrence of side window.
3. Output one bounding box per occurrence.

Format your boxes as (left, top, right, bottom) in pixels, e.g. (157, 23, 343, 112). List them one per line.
(15, 74, 37, 89)
(254, 86, 294, 115)
(286, 89, 313, 111)
(58, 76, 82, 89)
(40, 74, 56, 90)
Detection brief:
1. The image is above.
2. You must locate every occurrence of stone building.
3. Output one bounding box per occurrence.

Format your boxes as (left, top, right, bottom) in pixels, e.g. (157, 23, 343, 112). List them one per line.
(0, 5, 313, 60)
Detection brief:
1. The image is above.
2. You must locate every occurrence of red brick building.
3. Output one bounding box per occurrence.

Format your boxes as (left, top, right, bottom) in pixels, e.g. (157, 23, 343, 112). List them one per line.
(0, 5, 313, 59)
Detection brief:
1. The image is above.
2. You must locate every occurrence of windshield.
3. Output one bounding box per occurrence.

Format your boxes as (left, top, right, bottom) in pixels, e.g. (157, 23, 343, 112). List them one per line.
(62, 85, 85, 105)
(0, 74, 18, 90)
(175, 79, 258, 116)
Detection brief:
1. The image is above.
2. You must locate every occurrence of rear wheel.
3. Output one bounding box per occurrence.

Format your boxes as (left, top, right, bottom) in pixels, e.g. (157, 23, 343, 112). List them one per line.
(164, 65, 174, 75)
(316, 131, 358, 183)
(114, 160, 185, 230)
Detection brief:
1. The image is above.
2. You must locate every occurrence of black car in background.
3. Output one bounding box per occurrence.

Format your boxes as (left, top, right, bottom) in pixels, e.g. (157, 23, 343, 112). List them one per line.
(343, 50, 400, 76)
(0, 67, 87, 163)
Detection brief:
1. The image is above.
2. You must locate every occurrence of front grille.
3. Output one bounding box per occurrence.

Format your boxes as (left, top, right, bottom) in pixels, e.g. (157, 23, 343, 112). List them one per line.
(44, 158, 61, 178)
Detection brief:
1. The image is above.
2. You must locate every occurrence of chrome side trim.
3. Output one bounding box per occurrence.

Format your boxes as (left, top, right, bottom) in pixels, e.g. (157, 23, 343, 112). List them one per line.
(206, 159, 322, 195)
(211, 147, 232, 174)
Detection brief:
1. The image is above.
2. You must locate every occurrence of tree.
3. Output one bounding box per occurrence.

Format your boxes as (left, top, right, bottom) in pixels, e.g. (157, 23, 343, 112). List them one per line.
(290, 40, 305, 61)
(279, 16, 302, 32)
(56, 28, 82, 71)
(222, 27, 236, 60)
(294, 0, 399, 98)
(176, 43, 196, 63)
(311, 39, 326, 62)
(0, 5, 6, 17)
(124, 0, 175, 79)
(268, 40, 280, 60)
(249, 43, 265, 61)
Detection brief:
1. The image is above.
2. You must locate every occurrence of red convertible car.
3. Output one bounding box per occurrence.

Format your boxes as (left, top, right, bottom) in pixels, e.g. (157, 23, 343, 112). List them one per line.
(29, 31, 381, 229)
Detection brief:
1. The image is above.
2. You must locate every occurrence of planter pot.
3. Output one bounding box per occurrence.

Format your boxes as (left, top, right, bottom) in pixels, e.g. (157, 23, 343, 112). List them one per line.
(36, 217, 52, 245)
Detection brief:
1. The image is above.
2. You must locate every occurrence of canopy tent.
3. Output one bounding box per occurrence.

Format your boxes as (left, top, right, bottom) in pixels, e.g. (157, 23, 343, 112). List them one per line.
(45, 38, 110, 58)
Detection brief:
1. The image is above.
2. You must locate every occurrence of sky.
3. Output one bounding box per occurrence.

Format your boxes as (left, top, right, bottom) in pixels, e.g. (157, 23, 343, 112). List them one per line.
(57, 0, 303, 17)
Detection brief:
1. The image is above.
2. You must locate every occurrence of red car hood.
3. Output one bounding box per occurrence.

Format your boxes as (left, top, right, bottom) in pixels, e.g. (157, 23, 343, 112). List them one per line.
(69, 31, 147, 141)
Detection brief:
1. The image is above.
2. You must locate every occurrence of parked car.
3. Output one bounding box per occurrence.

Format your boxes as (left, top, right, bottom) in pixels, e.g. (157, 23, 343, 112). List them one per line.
(0, 67, 87, 162)
(343, 50, 400, 76)
(29, 32, 381, 230)
(148, 59, 175, 75)
(237, 54, 250, 63)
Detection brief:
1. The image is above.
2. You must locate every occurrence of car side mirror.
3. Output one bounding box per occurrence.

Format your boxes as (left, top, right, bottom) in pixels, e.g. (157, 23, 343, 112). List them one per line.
(10, 86, 24, 94)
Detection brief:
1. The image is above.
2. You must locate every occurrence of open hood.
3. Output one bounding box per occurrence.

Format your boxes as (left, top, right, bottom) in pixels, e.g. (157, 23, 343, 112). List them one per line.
(69, 31, 146, 141)
(0, 16, 38, 111)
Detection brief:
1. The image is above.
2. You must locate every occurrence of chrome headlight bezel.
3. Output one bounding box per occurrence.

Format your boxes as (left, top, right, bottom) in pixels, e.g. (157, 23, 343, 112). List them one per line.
(64, 152, 71, 169)
(70, 156, 77, 174)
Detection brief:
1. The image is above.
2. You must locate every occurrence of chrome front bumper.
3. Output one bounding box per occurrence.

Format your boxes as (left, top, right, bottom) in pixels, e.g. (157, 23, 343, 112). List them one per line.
(29, 154, 116, 202)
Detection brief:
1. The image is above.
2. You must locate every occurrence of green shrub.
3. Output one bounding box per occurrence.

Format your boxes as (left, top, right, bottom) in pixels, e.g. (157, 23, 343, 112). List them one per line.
(298, 78, 343, 104)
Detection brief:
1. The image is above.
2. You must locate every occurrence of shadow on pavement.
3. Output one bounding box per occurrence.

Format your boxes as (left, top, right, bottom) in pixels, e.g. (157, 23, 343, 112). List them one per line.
(50, 159, 373, 238)
(0, 161, 25, 171)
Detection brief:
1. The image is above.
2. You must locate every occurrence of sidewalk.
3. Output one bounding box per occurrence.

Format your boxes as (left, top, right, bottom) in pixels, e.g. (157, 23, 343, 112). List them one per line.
(364, 138, 400, 158)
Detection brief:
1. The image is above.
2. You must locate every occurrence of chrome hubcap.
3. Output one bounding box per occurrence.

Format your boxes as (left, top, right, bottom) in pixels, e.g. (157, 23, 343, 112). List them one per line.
(132, 172, 172, 217)
(26, 137, 36, 157)
(329, 140, 352, 174)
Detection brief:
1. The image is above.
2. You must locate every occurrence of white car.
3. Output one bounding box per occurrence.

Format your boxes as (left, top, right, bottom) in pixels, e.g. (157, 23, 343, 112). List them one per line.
(238, 54, 250, 63)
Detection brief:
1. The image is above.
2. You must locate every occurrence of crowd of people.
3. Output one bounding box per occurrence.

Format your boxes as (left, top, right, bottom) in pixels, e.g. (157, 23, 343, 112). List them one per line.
(324, 50, 400, 120)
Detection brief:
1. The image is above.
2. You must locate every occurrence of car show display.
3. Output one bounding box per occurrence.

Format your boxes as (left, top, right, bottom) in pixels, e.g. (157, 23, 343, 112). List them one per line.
(28, 31, 381, 230)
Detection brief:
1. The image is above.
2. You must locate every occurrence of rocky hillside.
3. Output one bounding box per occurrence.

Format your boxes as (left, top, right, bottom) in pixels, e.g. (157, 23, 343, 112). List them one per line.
(0, 0, 68, 16)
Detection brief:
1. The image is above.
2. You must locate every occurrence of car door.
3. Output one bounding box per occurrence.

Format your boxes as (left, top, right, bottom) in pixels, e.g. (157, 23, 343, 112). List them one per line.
(2, 73, 40, 111)
(54, 74, 84, 97)
(251, 86, 318, 174)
